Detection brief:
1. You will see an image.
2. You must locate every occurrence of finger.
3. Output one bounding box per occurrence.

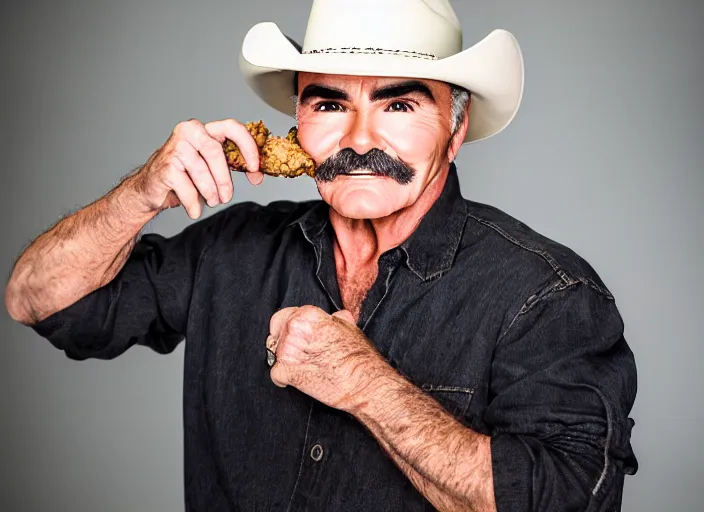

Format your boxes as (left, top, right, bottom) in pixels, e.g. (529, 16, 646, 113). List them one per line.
(269, 307, 299, 339)
(265, 334, 278, 351)
(175, 139, 220, 208)
(205, 119, 260, 173)
(332, 310, 356, 325)
(163, 165, 202, 219)
(194, 126, 234, 203)
(298, 305, 326, 319)
(246, 171, 265, 186)
(270, 360, 292, 388)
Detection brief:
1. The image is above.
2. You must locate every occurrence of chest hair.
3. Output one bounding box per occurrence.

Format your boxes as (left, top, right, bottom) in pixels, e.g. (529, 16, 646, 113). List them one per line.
(338, 268, 378, 323)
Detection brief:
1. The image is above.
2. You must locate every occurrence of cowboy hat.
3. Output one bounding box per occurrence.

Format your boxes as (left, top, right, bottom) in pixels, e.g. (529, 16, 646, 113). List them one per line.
(238, 0, 524, 144)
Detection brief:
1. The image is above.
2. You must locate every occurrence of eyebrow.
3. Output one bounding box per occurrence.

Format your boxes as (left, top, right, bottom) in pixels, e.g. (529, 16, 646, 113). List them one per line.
(370, 80, 436, 103)
(298, 80, 436, 106)
(298, 85, 350, 104)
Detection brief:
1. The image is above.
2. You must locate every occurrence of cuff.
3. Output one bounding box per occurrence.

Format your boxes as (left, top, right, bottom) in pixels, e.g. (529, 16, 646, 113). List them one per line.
(490, 433, 533, 512)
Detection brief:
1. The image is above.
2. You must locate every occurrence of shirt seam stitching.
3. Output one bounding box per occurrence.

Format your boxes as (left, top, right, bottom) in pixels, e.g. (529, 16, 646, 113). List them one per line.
(285, 402, 315, 512)
(405, 202, 469, 281)
(497, 279, 580, 344)
(467, 213, 576, 286)
(588, 384, 614, 497)
(305, 225, 343, 312)
(361, 263, 399, 330)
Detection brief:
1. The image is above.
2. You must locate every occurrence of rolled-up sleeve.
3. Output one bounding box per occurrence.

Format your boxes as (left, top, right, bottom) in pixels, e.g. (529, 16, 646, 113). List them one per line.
(29, 214, 222, 361)
(486, 280, 638, 511)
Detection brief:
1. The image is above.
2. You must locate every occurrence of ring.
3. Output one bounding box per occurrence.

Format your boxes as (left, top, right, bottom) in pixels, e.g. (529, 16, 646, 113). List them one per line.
(266, 348, 276, 367)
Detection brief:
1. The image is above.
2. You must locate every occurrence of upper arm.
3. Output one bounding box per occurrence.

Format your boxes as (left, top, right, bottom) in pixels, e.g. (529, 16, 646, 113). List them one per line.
(29, 217, 220, 361)
(486, 280, 638, 511)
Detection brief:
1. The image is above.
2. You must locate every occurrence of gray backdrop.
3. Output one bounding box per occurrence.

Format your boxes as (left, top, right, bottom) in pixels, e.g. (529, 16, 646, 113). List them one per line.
(1, 0, 702, 511)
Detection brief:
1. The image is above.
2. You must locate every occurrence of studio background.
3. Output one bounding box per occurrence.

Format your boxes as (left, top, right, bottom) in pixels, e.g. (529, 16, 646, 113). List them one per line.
(1, 0, 701, 511)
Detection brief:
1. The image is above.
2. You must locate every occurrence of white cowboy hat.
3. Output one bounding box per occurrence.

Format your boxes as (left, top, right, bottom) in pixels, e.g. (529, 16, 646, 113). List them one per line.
(238, 0, 524, 144)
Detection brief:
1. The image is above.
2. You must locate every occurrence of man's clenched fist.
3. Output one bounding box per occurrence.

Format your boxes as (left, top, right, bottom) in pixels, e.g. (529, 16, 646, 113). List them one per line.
(266, 306, 386, 412)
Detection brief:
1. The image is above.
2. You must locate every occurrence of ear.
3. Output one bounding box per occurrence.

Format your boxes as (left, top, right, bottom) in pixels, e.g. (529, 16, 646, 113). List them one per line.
(447, 97, 471, 162)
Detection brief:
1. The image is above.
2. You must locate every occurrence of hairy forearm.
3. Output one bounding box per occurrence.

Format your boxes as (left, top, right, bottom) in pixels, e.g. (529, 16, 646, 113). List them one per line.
(371, 429, 485, 512)
(350, 368, 496, 512)
(5, 173, 158, 325)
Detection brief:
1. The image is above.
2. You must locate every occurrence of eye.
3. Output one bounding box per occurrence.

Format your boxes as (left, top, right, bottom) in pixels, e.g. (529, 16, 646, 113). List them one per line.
(313, 101, 346, 113)
(387, 101, 413, 113)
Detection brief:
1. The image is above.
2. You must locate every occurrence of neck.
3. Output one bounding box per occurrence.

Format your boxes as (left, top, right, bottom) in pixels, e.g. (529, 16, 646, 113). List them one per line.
(329, 166, 450, 271)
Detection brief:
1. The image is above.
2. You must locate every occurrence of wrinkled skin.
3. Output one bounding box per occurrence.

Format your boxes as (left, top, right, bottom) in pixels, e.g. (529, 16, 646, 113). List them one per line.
(266, 306, 386, 412)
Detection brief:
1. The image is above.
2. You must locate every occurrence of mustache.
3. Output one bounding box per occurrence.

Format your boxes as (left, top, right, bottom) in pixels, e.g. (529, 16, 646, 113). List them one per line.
(314, 148, 416, 184)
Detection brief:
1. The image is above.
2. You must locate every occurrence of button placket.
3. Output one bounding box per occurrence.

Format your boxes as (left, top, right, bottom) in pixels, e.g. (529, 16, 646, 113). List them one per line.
(359, 249, 402, 332)
(285, 402, 339, 510)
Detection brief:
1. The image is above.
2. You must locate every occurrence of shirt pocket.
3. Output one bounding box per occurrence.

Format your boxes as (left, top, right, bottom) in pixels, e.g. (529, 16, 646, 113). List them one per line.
(421, 384, 475, 420)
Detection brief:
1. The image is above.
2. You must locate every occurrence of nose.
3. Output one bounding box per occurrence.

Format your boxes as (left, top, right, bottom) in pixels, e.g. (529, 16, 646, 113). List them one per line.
(338, 110, 384, 155)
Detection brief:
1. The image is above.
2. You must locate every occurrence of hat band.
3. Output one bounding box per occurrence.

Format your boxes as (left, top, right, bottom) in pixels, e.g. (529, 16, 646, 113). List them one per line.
(302, 47, 438, 60)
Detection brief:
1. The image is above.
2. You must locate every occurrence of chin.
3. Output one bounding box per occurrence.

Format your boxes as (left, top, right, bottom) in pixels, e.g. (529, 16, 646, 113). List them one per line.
(331, 202, 399, 220)
(319, 181, 407, 220)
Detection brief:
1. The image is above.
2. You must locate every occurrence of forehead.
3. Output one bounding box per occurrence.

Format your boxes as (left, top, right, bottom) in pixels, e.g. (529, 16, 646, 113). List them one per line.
(297, 72, 450, 96)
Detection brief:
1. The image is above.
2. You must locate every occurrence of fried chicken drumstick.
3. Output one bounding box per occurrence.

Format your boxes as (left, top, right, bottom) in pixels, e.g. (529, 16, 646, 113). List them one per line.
(222, 121, 316, 178)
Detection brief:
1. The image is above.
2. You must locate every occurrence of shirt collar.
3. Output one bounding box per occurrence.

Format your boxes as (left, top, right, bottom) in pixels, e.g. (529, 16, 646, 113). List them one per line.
(288, 163, 468, 281)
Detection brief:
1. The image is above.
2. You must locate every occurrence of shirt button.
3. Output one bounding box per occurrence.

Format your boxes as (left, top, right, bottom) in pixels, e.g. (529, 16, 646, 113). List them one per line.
(310, 444, 324, 462)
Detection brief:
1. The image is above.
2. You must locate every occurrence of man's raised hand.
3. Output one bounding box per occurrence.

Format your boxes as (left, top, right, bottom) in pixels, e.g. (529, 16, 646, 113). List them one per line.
(128, 118, 264, 219)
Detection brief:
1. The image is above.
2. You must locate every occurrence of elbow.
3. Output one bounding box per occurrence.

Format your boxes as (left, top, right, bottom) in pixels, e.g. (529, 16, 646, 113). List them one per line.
(5, 283, 32, 325)
(4, 267, 36, 325)
(491, 432, 632, 511)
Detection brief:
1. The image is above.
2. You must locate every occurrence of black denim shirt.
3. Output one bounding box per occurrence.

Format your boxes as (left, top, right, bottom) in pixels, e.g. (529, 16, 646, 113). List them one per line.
(31, 164, 638, 511)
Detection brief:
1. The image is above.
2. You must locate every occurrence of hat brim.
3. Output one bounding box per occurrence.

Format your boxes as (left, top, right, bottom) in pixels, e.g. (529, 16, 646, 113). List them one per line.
(238, 22, 524, 144)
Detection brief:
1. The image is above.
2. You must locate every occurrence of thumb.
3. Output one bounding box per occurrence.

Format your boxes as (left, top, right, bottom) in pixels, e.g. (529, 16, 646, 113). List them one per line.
(332, 310, 355, 325)
(270, 361, 292, 388)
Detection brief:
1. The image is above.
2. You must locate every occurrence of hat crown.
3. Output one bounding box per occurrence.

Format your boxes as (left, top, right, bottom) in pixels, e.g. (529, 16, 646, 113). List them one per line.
(301, 0, 463, 60)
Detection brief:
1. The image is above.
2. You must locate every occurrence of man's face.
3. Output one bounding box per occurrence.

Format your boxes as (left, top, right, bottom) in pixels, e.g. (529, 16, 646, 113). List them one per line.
(295, 73, 467, 220)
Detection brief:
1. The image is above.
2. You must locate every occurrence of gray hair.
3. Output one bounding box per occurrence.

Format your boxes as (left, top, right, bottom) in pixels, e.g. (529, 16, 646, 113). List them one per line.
(450, 84, 471, 136)
(290, 81, 471, 135)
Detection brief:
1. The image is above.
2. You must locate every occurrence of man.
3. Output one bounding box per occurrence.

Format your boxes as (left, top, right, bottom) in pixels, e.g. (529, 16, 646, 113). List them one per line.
(5, 0, 638, 510)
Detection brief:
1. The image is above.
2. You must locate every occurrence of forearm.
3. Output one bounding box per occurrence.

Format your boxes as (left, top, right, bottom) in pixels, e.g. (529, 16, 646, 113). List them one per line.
(350, 368, 495, 512)
(5, 174, 158, 325)
(371, 428, 487, 512)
